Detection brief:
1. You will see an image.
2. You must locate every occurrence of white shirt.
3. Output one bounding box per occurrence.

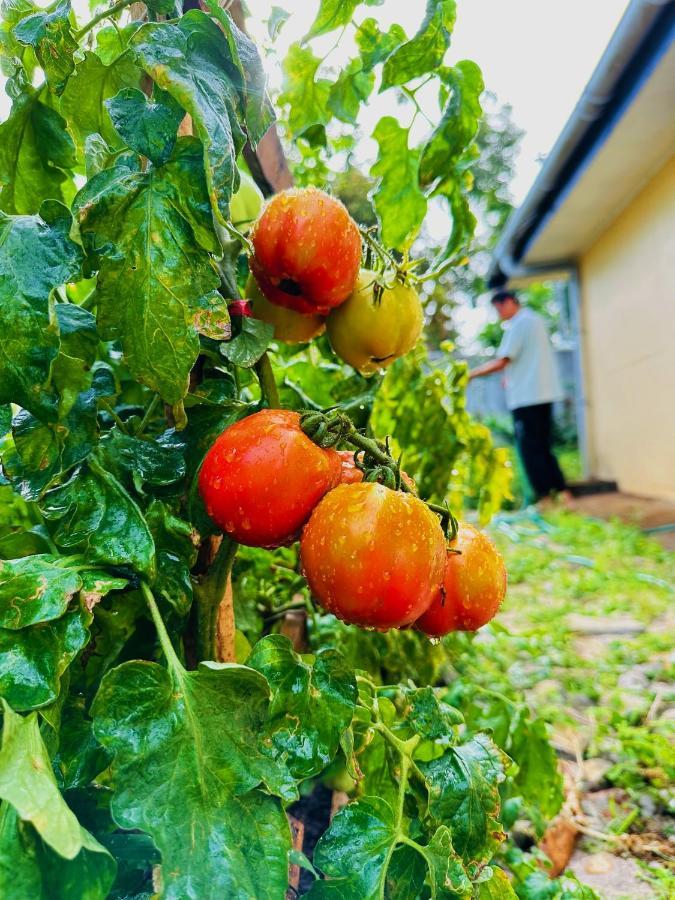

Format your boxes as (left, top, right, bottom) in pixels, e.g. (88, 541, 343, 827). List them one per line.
(497, 307, 563, 411)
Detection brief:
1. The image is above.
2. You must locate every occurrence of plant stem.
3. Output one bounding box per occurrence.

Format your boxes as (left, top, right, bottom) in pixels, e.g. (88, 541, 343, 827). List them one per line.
(76, 0, 136, 39)
(141, 581, 184, 673)
(101, 400, 129, 434)
(255, 352, 280, 408)
(136, 394, 161, 436)
(195, 537, 238, 662)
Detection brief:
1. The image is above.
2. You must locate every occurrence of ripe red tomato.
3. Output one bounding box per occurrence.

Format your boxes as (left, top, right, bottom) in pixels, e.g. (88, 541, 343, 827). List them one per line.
(250, 187, 361, 316)
(199, 409, 341, 548)
(300, 483, 446, 630)
(337, 450, 417, 493)
(415, 524, 507, 635)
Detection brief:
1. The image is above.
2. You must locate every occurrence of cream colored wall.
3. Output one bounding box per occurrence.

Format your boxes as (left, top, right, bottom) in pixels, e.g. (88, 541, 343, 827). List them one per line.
(580, 155, 675, 501)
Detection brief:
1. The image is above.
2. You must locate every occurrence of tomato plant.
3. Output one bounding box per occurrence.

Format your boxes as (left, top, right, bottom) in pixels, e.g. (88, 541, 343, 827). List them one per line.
(301, 482, 447, 629)
(0, 0, 566, 897)
(416, 523, 508, 635)
(326, 269, 424, 375)
(199, 409, 341, 548)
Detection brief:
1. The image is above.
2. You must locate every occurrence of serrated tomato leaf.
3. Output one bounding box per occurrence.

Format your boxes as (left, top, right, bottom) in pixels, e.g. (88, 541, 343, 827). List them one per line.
(131, 12, 250, 224)
(12, 0, 77, 94)
(279, 43, 331, 137)
(308, 0, 360, 38)
(0, 201, 83, 420)
(0, 554, 84, 629)
(105, 87, 184, 166)
(61, 50, 141, 157)
(308, 796, 397, 897)
(419, 733, 507, 865)
(0, 607, 89, 710)
(220, 316, 274, 368)
(420, 61, 484, 187)
(328, 59, 375, 124)
(0, 701, 82, 857)
(91, 658, 294, 899)
(0, 805, 116, 900)
(371, 117, 426, 250)
(381, 0, 456, 91)
(355, 18, 406, 72)
(73, 140, 220, 404)
(248, 634, 357, 780)
(40, 459, 155, 577)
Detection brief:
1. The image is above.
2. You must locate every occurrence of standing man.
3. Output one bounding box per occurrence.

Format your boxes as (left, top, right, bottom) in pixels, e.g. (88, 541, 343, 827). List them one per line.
(469, 290, 570, 503)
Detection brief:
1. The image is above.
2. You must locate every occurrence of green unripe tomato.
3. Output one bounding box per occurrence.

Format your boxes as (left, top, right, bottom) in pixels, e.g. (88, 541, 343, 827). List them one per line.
(326, 269, 424, 375)
(229, 170, 264, 230)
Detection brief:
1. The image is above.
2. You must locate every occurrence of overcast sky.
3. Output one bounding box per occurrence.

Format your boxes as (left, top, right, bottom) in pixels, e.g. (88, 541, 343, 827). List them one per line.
(245, 0, 633, 204)
(0, 0, 631, 204)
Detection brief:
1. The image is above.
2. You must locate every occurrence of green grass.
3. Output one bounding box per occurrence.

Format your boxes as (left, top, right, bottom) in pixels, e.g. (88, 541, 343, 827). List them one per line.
(453, 510, 674, 893)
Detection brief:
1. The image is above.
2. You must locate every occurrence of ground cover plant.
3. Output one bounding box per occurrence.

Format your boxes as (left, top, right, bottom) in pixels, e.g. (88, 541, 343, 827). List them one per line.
(0, 0, 637, 896)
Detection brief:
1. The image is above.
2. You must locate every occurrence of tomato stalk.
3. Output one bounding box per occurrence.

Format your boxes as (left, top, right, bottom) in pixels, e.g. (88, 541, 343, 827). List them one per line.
(194, 536, 238, 662)
(254, 352, 281, 409)
(300, 410, 459, 540)
(75, 0, 136, 39)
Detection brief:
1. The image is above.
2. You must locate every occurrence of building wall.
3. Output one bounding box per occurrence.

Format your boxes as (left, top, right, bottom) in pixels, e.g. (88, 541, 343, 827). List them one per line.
(580, 155, 675, 500)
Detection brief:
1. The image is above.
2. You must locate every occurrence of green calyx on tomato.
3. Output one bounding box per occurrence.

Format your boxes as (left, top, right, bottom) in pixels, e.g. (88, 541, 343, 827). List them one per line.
(326, 269, 424, 376)
(300, 482, 446, 630)
(246, 274, 325, 344)
(250, 187, 361, 316)
(415, 523, 507, 635)
(198, 409, 341, 549)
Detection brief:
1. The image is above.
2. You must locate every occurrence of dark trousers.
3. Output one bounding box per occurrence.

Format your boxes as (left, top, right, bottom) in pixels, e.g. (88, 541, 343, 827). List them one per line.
(512, 402, 566, 500)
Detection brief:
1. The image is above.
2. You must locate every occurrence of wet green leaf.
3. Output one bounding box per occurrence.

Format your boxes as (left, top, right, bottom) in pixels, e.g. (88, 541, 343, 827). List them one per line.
(200, 0, 275, 145)
(220, 316, 274, 368)
(100, 430, 186, 490)
(476, 867, 518, 898)
(13, 0, 77, 94)
(403, 686, 463, 739)
(0, 804, 116, 899)
(0, 606, 89, 711)
(52, 304, 99, 419)
(0, 92, 76, 215)
(419, 733, 507, 864)
(106, 87, 184, 166)
(381, 0, 456, 90)
(61, 50, 141, 156)
(92, 655, 294, 898)
(248, 634, 357, 780)
(53, 694, 111, 791)
(0, 701, 81, 856)
(420, 61, 483, 187)
(371, 117, 426, 250)
(308, 0, 360, 38)
(40, 459, 155, 577)
(279, 43, 331, 137)
(384, 845, 427, 900)
(73, 140, 220, 404)
(421, 826, 472, 897)
(328, 59, 375, 124)
(308, 796, 396, 897)
(0, 201, 83, 420)
(131, 11, 250, 224)
(0, 554, 83, 629)
(355, 18, 406, 71)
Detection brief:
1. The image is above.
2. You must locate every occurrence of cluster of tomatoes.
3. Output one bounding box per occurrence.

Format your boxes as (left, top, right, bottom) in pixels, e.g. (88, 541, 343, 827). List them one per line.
(198, 409, 507, 636)
(238, 186, 424, 375)
(199, 186, 507, 635)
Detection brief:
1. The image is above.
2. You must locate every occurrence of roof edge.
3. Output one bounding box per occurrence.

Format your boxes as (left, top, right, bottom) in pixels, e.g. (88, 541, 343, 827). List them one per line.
(488, 0, 675, 288)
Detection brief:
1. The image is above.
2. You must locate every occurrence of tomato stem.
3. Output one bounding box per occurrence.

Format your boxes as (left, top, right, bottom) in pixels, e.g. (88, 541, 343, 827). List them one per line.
(141, 581, 184, 674)
(76, 0, 136, 39)
(195, 536, 238, 662)
(255, 352, 281, 409)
